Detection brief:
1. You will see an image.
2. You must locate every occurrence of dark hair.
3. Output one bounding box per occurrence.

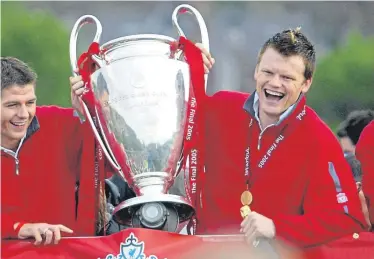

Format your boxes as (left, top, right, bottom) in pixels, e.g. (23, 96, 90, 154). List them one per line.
(1, 57, 37, 90)
(337, 110, 374, 145)
(257, 27, 316, 80)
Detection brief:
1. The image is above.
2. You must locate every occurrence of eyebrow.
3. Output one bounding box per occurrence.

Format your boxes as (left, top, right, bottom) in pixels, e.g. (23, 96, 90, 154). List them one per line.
(3, 98, 37, 105)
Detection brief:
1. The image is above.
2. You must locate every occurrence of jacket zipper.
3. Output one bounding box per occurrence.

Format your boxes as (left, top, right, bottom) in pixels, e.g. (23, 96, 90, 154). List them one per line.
(2, 149, 20, 175)
(15, 158, 20, 175)
(1, 136, 25, 176)
(257, 124, 275, 150)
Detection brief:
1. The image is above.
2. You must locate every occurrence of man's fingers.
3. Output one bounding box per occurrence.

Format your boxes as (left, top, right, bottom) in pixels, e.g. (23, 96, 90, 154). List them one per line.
(202, 55, 212, 69)
(70, 76, 83, 86)
(44, 229, 53, 245)
(196, 43, 211, 58)
(33, 228, 43, 246)
(75, 88, 86, 96)
(72, 81, 84, 91)
(52, 228, 62, 244)
(245, 229, 257, 245)
(243, 217, 255, 234)
(240, 215, 250, 228)
(58, 225, 74, 233)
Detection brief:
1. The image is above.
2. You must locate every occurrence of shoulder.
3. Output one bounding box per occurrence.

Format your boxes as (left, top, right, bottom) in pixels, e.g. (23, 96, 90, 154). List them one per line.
(207, 90, 249, 106)
(356, 120, 374, 157)
(36, 105, 77, 121)
(206, 90, 250, 115)
(35, 106, 82, 131)
(304, 106, 342, 151)
(359, 120, 374, 144)
(36, 105, 75, 116)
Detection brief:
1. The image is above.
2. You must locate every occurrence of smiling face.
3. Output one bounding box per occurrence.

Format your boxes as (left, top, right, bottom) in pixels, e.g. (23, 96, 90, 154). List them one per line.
(254, 47, 312, 122)
(1, 84, 37, 150)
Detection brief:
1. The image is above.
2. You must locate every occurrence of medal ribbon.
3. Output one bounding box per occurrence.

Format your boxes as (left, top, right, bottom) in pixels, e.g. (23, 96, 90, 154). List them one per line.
(244, 105, 307, 192)
(76, 42, 106, 235)
(175, 37, 206, 235)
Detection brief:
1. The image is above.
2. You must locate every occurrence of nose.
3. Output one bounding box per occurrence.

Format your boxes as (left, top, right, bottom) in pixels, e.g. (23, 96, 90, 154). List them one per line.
(17, 105, 29, 119)
(268, 74, 282, 87)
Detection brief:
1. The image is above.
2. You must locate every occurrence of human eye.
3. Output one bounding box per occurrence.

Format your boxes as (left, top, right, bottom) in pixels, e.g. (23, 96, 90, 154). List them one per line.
(6, 103, 17, 108)
(262, 70, 273, 75)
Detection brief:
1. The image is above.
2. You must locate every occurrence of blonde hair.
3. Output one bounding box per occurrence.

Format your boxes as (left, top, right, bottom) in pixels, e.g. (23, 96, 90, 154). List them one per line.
(289, 27, 302, 44)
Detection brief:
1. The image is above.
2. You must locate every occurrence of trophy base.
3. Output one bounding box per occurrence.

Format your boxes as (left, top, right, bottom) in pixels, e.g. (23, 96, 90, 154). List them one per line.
(112, 194, 195, 232)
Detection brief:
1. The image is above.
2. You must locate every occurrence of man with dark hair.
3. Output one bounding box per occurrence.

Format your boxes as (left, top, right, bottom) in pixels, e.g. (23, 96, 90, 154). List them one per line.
(1, 57, 94, 245)
(197, 28, 367, 256)
(356, 121, 374, 228)
(337, 110, 374, 156)
(336, 110, 374, 229)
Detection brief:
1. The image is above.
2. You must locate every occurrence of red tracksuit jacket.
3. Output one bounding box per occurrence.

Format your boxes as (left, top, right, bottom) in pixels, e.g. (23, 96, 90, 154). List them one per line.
(1, 106, 96, 238)
(356, 120, 374, 225)
(198, 91, 366, 251)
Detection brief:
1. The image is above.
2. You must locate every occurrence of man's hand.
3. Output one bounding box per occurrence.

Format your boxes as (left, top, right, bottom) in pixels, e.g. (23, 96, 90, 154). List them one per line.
(240, 212, 276, 245)
(357, 182, 372, 230)
(16, 222, 73, 246)
(69, 74, 86, 115)
(194, 43, 215, 74)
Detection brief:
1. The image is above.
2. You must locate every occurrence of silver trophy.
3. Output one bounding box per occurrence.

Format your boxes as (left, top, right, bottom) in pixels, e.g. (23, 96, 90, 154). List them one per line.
(69, 4, 209, 233)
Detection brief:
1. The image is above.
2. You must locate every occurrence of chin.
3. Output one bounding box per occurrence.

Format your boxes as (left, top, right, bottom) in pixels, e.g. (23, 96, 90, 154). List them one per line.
(262, 105, 284, 118)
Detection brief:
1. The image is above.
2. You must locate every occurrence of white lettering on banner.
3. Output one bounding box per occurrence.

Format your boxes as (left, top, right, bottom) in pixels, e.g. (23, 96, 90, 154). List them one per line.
(186, 98, 196, 141)
(190, 149, 197, 165)
(255, 106, 308, 169)
(92, 115, 102, 189)
(258, 134, 284, 168)
(244, 147, 250, 176)
(190, 149, 197, 194)
(94, 159, 99, 189)
(188, 107, 196, 124)
(98, 146, 103, 160)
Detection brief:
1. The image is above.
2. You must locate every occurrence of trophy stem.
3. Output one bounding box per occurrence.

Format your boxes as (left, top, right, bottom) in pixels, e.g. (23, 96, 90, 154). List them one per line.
(133, 172, 171, 195)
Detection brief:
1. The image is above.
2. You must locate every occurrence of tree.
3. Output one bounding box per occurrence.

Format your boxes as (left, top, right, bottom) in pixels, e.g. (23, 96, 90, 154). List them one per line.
(307, 32, 374, 128)
(1, 2, 72, 107)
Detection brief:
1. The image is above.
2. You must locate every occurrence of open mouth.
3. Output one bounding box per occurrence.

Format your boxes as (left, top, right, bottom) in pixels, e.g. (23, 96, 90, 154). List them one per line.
(264, 89, 285, 101)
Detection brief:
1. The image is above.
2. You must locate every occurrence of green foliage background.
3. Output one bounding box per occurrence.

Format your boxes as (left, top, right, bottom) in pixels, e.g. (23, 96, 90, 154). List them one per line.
(308, 32, 374, 129)
(1, 2, 72, 107)
(2, 2, 373, 129)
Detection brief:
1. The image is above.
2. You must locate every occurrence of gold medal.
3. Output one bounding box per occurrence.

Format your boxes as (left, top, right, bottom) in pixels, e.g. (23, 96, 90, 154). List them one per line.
(241, 190, 253, 206)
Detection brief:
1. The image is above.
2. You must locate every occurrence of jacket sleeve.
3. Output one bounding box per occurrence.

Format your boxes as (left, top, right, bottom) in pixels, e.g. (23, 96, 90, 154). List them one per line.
(272, 136, 366, 248)
(356, 122, 374, 224)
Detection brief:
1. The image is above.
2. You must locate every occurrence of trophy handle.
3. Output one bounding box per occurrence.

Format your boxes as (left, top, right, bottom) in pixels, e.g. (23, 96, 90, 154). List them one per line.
(69, 15, 125, 177)
(172, 4, 210, 90)
(69, 15, 103, 76)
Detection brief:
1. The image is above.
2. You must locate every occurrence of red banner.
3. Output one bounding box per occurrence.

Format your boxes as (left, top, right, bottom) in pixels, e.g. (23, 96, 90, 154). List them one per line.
(2, 229, 374, 259)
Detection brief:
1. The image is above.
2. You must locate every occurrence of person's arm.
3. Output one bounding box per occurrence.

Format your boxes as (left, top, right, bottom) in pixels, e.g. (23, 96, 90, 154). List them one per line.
(272, 138, 366, 248)
(356, 121, 374, 225)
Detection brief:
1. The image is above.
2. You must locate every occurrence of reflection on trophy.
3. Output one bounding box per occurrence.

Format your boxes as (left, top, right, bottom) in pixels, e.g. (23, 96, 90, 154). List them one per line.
(69, 4, 209, 233)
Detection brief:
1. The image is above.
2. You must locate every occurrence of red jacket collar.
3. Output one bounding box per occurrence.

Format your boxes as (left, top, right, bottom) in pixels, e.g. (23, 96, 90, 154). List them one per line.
(243, 91, 307, 131)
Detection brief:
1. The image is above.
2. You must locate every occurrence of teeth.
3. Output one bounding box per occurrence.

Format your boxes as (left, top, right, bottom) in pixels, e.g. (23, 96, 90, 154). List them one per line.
(265, 89, 284, 97)
(11, 122, 26, 126)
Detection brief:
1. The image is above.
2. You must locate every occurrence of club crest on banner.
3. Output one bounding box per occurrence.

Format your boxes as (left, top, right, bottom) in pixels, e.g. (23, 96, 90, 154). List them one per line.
(99, 233, 165, 259)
